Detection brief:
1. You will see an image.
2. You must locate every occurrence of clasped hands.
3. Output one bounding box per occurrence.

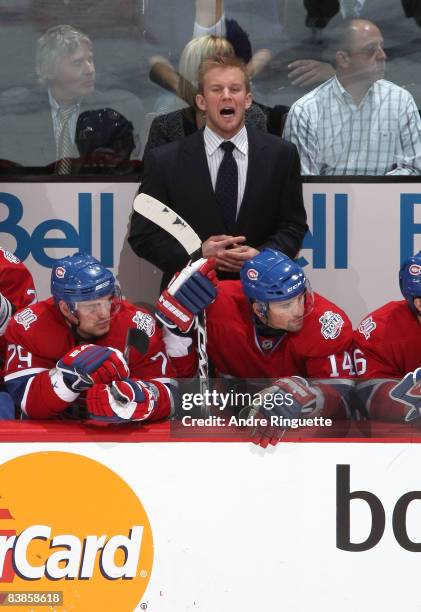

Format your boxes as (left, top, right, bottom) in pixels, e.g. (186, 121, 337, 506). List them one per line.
(201, 235, 259, 273)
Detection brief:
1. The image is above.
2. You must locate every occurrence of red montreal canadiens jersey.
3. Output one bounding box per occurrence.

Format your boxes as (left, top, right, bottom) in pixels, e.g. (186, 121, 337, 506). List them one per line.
(4, 298, 177, 418)
(0, 248, 36, 365)
(206, 281, 353, 379)
(0, 248, 36, 311)
(353, 300, 421, 379)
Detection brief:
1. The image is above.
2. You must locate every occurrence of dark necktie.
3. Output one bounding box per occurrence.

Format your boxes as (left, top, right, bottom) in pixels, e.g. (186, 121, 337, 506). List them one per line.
(215, 141, 238, 233)
(55, 106, 76, 175)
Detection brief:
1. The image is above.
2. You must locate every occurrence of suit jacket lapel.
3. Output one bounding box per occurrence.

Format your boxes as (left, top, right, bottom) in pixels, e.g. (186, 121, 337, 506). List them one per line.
(35, 90, 57, 165)
(235, 127, 266, 232)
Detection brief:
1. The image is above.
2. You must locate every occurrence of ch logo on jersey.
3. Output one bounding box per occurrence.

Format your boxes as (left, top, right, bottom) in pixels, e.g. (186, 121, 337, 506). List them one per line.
(133, 311, 155, 337)
(409, 264, 421, 276)
(358, 316, 377, 340)
(319, 310, 344, 340)
(15, 308, 37, 330)
(0, 248, 19, 264)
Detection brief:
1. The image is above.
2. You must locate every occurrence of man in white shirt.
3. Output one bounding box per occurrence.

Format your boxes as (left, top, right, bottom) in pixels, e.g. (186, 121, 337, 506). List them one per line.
(283, 19, 421, 176)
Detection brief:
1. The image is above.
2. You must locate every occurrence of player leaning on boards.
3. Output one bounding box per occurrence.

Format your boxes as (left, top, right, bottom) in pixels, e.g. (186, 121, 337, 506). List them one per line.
(353, 251, 421, 422)
(157, 249, 355, 442)
(3, 253, 195, 422)
(0, 247, 37, 418)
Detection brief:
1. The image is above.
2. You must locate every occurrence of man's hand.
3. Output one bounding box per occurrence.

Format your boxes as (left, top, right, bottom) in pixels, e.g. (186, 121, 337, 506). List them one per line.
(201, 234, 246, 259)
(86, 378, 157, 422)
(288, 59, 335, 87)
(56, 344, 129, 392)
(156, 258, 217, 332)
(216, 245, 259, 272)
(390, 368, 421, 422)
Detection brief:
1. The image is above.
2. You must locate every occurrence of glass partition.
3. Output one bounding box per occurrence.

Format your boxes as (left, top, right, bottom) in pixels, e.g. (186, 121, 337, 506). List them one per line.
(0, 0, 419, 176)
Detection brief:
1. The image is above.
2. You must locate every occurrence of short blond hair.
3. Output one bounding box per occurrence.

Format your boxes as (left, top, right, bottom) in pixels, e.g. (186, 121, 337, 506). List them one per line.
(178, 36, 235, 107)
(198, 55, 250, 95)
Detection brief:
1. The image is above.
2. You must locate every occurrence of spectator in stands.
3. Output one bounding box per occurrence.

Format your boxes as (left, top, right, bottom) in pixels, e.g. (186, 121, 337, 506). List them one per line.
(146, 0, 281, 95)
(0, 25, 142, 174)
(283, 19, 421, 175)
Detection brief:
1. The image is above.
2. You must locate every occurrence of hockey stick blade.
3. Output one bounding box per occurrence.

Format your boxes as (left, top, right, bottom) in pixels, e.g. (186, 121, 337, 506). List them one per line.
(124, 328, 149, 362)
(133, 193, 201, 257)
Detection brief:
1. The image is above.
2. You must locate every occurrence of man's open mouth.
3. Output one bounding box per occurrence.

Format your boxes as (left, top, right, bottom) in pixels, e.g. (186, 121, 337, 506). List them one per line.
(220, 107, 235, 116)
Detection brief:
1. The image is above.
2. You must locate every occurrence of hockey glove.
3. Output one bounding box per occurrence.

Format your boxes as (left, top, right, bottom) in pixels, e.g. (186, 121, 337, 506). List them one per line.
(243, 376, 319, 447)
(56, 344, 129, 392)
(390, 368, 421, 423)
(256, 376, 319, 419)
(0, 291, 13, 336)
(156, 258, 217, 333)
(86, 378, 158, 422)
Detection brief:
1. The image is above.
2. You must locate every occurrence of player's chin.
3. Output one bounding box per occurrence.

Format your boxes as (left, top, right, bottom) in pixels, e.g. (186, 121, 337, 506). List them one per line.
(91, 321, 111, 336)
(288, 319, 304, 332)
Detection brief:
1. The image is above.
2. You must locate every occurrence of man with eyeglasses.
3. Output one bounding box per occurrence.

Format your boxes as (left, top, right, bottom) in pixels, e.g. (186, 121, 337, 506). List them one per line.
(3, 253, 196, 422)
(283, 19, 421, 175)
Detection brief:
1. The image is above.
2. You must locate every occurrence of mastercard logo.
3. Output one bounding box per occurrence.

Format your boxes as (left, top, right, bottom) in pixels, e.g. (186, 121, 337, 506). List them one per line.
(0, 452, 153, 611)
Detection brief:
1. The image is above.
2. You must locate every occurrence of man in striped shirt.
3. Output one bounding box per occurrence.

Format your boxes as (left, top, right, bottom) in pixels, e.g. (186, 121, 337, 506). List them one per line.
(283, 19, 421, 176)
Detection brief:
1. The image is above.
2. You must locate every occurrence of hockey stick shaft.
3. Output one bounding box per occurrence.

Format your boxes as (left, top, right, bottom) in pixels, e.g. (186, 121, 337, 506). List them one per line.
(133, 192, 209, 380)
(124, 328, 149, 363)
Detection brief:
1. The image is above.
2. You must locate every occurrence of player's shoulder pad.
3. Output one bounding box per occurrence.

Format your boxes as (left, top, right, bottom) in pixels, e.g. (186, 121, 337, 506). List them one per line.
(0, 247, 23, 267)
(207, 280, 243, 318)
(354, 300, 405, 344)
(302, 293, 353, 355)
(6, 299, 56, 343)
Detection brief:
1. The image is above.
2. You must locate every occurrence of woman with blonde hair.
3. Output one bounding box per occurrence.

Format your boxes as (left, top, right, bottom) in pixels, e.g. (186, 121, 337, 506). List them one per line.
(177, 35, 234, 108)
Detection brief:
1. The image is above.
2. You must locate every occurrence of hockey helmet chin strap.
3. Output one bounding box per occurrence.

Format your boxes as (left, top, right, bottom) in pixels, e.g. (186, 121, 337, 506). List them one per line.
(69, 320, 96, 343)
(253, 313, 287, 338)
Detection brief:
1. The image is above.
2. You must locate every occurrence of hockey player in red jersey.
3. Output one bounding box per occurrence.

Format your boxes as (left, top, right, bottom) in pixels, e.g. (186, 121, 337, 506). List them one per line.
(157, 249, 354, 443)
(3, 252, 193, 422)
(0, 247, 37, 337)
(0, 247, 37, 418)
(353, 251, 421, 422)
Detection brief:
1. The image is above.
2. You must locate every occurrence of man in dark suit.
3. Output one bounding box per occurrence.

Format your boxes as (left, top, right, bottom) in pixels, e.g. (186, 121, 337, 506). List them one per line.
(0, 25, 140, 174)
(129, 55, 307, 288)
